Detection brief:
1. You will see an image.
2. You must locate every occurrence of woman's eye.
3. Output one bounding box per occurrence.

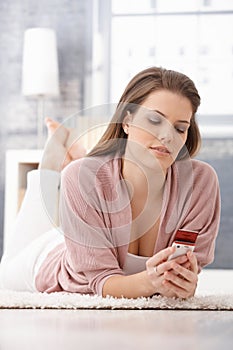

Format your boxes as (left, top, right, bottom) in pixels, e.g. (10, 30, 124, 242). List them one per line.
(175, 126, 188, 134)
(147, 114, 161, 124)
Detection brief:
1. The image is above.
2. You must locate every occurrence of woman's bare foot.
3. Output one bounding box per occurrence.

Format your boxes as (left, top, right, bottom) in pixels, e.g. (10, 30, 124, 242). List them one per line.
(65, 129, 87, 161)
(39, 118, 71, 171)
(44, 117, 68, 142)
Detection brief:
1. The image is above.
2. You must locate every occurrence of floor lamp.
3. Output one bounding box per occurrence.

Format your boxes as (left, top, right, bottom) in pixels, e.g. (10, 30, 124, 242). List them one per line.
(22, 28, 60, 148)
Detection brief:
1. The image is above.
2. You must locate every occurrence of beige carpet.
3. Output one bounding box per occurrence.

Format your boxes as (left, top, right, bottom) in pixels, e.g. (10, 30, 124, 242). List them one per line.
(0, 269, 233, 310)
(1, 290, 233, 310)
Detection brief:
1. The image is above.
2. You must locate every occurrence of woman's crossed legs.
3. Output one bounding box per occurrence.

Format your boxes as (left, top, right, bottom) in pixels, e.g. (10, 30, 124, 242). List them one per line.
(0, 118, 86, 291)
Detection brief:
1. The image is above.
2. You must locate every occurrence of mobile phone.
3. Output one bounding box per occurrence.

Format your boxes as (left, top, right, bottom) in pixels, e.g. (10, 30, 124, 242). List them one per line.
(168, 229, 198, 261)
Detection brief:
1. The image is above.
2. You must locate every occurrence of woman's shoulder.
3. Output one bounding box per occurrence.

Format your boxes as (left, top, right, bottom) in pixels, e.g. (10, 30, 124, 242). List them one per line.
(62, 156, 103, 176)
(190, 158, 218, 182)
(61, 154, 121, 189)
(175, 158, 219, 191)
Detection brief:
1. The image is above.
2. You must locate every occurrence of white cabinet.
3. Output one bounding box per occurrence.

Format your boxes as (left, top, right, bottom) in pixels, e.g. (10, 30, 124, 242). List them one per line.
(4, 149, 43, 250)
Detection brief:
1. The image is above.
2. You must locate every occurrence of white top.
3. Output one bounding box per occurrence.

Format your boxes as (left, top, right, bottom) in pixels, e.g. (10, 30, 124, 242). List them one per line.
(123, 253, 148, 276)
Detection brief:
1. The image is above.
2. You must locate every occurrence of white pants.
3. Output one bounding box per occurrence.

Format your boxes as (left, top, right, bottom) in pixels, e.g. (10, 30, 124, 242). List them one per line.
(0, 169, 64, 292)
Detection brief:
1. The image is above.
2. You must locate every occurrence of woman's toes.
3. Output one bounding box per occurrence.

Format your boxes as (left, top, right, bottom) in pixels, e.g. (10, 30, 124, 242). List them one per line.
(39, 118, 72, 171)
(45, 117, 69, 145)
(45, 117, 59, 136)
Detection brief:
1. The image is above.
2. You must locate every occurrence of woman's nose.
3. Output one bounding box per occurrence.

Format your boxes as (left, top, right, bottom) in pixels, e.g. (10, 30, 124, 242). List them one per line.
(157, 125, 174, 144)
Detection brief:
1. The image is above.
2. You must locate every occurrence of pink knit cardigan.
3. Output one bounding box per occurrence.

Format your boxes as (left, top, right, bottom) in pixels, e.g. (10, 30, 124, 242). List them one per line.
(35, 154, 220, 296)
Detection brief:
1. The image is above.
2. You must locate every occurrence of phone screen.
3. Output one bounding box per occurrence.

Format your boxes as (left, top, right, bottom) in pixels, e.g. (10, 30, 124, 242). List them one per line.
(168, 229, 199, 260)
(173, 229, 198, 245)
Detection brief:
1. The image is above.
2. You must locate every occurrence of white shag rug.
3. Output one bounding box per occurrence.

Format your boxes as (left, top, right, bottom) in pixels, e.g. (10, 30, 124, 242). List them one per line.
(0, 269, 233, 310)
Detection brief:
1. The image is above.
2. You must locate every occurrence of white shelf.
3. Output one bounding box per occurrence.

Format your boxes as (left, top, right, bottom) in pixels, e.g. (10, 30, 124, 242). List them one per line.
(3, 124, 108, 252)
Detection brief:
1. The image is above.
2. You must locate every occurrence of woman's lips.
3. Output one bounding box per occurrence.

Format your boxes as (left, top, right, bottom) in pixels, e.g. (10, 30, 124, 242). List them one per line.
(149, 146, 171, 157)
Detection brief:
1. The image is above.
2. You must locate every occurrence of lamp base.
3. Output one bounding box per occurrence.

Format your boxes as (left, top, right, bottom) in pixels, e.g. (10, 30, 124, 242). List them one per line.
(37, 96, 45, 149)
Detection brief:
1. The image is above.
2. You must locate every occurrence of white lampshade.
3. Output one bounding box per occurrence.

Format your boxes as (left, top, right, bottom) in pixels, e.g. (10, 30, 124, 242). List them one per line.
(22, 28, 60, 96)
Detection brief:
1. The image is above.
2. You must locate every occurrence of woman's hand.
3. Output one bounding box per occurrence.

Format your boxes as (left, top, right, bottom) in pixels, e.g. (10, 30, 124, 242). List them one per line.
(103, 247, 198, 299)
(146, 247, 198, 299)
(162, 250, 198, 299)
(146, 246, 188, 298)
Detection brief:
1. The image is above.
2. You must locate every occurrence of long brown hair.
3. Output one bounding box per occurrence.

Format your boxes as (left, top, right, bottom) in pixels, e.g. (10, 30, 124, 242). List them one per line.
(87, 67, 201, 160)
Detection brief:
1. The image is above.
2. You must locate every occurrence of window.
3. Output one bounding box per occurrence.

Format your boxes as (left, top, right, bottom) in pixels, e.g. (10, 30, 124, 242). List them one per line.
(89, 0, 233, 268)
(110, 0, 233, 115)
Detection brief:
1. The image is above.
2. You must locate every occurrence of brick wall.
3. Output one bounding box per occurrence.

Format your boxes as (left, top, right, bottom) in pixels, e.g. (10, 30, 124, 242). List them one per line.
(0, 0, 92, 255)
(1, 1, 232, 270)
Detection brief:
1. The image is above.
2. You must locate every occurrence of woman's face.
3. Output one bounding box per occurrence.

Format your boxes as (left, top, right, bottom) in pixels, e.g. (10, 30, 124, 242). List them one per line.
(123, 90, 193, 172)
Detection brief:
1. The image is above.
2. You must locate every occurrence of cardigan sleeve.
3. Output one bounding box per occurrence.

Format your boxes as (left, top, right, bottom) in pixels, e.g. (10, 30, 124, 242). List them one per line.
(59, 159, 126, 296)
(181, 160, 221, 271)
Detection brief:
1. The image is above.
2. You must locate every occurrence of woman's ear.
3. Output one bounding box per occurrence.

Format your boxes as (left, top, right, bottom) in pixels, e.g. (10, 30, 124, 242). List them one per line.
(122, 111, 133, 134)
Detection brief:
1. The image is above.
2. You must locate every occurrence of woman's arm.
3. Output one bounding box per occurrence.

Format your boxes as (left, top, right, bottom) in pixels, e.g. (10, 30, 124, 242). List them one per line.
(102, 271, 153, 298)
(60, 158, 201, 299)
(102, 246, 195, 299)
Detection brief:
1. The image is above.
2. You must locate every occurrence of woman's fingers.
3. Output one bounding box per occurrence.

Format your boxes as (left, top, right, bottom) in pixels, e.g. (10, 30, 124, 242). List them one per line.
(146, 247, 193, 276)
(163, 259, 198, 298)
(163, 272, 190, 290)
(166, 263, 197, 284)
(159, 254, 189, 274)
(146, 246, 175, 274)
(145, 249, 198, 299)
(146, 248, 198, 299)
(187, 251, 198, 274)
(162, 279, 189, 299)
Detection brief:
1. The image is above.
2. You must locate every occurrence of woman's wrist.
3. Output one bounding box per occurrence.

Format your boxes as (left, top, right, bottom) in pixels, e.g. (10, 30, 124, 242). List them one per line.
(139, 270, 158, 297)
(102, 271, 157, 299)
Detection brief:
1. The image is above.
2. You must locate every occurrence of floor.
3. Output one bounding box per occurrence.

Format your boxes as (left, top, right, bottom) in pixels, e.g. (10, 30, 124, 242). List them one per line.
(0, 308, 233, 350)
(0, 269, 233, 350)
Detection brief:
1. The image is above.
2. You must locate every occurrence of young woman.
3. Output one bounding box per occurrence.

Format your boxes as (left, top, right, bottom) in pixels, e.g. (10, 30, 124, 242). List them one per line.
(0, 67, 220, 299)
